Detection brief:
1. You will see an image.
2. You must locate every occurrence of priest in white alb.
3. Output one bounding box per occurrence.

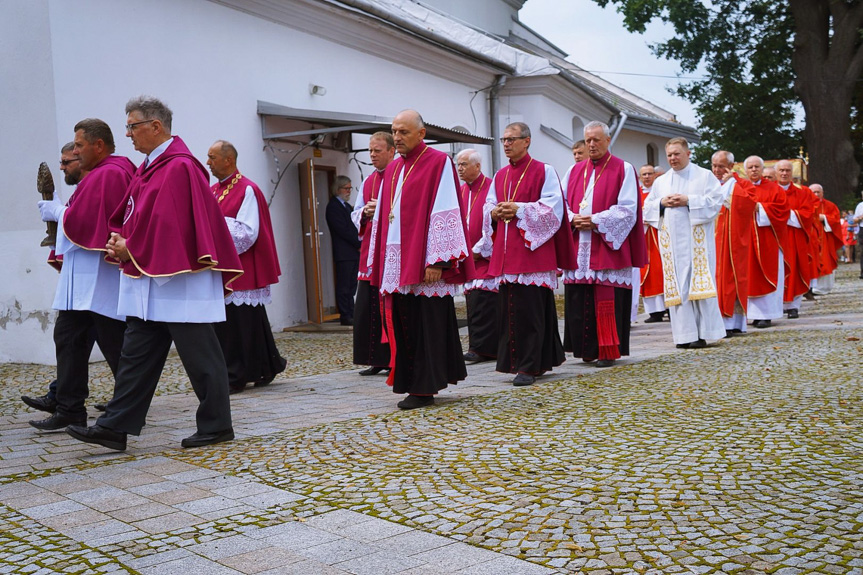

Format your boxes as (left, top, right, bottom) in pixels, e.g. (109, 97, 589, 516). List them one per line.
(643, 138, 725, 348)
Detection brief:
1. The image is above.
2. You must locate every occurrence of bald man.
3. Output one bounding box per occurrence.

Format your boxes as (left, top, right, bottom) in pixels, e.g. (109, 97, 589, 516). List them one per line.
(774, 159, 816, 318)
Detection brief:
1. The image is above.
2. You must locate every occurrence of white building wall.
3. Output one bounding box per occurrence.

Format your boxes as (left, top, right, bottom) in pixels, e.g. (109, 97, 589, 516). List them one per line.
(1, 0, 495, 363)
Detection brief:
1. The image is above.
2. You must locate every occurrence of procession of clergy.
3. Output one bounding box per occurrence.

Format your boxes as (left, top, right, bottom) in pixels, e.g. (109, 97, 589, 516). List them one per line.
(27, 96, 843, 453)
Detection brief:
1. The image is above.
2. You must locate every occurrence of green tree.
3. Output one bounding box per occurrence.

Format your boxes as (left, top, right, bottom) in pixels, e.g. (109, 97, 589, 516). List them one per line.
(594, 0, 863, 204)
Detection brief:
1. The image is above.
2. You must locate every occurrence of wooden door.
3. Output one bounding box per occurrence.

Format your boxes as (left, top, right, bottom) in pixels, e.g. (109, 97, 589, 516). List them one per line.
(297, 159, 339, 324)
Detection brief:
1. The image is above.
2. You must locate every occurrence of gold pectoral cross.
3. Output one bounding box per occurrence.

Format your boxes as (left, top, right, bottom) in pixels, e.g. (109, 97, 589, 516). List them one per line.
(388, 212, 395, 224)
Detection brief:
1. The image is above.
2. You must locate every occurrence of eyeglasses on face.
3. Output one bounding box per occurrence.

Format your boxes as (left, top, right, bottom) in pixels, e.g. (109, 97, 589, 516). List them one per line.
(499, 136, 527, 144)
(60, 159, 79, 166)
(125, 119, 155, 132)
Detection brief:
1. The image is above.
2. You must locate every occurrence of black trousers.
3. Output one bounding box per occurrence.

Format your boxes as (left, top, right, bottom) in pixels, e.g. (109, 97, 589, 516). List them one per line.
(353, 280, 390, 367)
(97, 317, 232, 436)
(496, 283, 564, 375)
(214, 303, 286, 388)
(466, 288, 499, 358)
(47, 326, 98, 402)
(563, 284, 632, 359)
(390, 293, 466, 395)
(54, 310, 126, 419)
(335, 259, 359, 321)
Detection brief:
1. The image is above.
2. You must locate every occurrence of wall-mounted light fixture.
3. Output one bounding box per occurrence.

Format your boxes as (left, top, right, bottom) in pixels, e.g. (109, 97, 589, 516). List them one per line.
(309, 84, 327, 96)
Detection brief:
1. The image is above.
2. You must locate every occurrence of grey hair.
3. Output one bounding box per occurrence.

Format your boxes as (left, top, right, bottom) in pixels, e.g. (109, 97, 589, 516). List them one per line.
(712, 150, 734, 164)
(505, 122, 531, 138)
(61, 141, 75, 153)
(331, 175, 351, 195)
(125, 95, 173, 132)
(213, 139, 238, 161)
(456, 148, 481, 165)
(744, 155, 764, 168)
(584, 121, 610, 138)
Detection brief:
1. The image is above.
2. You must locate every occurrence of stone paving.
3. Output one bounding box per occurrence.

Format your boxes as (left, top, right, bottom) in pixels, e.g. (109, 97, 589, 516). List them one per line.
(0, 267, 862, 574)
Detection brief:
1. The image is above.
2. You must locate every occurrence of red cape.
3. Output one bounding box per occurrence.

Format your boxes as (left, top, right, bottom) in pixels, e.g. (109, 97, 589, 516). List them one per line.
(370, 142, 473, 287)
(461, 174, 493, 279)
(108, 137, 243, 293)
(566, 153, 647, 271)
(639, 189, 663, 297)
(782, 183, 816, 301)
(64, 155, 136, 251)
(213, 172, 280, 291)
(748, 179, 789, 297)
(814, 198, 843, 276)
(715, 175, 757, 317)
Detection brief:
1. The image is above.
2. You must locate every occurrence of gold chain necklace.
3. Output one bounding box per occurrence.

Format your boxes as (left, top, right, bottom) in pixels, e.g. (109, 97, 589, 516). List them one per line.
(502, 158, 533, 223)
(215, 172, 242, 204)
(580, 155, 611, 210)
(463, 174, 487, 224)
(389, 147, 429, 223)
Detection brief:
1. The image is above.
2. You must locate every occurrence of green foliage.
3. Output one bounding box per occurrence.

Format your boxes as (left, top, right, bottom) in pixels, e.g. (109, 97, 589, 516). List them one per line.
(595, 0, 803, 165)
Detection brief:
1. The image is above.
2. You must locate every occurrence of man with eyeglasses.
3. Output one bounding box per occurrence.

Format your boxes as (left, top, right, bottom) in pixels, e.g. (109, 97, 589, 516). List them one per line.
(29, 120, 134, 432)
(326, 175, 361, 326)
(352, 132, 394, 376)
(207, 140, 286, 394)
(561, 121, 646, 368)
(66, 96, 242, 451)
(474, 122, 577, 386)
(366, 109, 472, 409)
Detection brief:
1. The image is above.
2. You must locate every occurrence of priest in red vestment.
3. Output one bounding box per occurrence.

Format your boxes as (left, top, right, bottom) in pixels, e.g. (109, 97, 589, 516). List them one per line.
(638, 164, 666, 323)
(474, 122, 576, 386)
(67, 96, 243, 452)
(810, 183, 844, 294)
(743, 156, 789, 329)
(775, 160, 816, 319)
(30, 120, 132, 432)
(207, 140, 286, 394)
(351, 132, 394, 376)
(367, 110, 472, 409)
(561, 121, 645, 367)
(456, 148, 498, 364)
(711, 151, 757, 335)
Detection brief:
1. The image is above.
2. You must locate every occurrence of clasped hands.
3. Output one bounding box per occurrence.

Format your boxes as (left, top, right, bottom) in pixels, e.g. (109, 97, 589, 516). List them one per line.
(491, 201, 518, 222)
(661, 194, 689, 208)
(106, 232, 131, 262)
(570, 214, 596, 231)
(363, 198, 377, 219)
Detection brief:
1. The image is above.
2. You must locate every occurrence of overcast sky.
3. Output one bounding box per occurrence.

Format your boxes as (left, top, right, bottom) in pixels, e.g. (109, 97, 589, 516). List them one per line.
(519, 0, 701, 128)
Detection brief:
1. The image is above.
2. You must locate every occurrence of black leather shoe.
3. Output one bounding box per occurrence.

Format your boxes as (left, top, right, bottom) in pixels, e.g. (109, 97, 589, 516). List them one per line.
(644, 312, 665, 323)
(463, 351, 480, 362)
(229, 385, 246, 395)
(29, 413, 85, 431)
(786, 309, 799, 319)
(512, 373, 536, 386)
(396, 395, 434, 409)
(753, 319, 772, 329)
(676, 343, 690, 349)
(254, 376, 274, 388)
(596, 359, 616, 368)
(358, 366, 386, 376)
(181, 428, 235, 448)
(21, 394, 57, 413)
(94, 403, 107, 412)
(66, 424, 127, 451)
(689, 339, 707, 349)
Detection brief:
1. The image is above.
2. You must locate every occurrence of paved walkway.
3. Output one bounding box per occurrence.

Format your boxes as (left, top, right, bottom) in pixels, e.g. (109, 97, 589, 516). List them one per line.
(1, 267, 862, 574)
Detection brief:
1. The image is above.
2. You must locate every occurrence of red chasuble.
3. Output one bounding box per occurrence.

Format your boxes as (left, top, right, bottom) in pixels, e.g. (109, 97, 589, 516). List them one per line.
(358, 171, 383, 280)
(369, 142, 472, 287)
(565, 153, 647, 271)
(715, 175, 757, 317)
(212, 172, 280, 291)
(814, 197, 843, 276)
(461, 174, 493, 280)
(782, 183, 817, 302)
(487, 154, 577, 276)
(748, 179, 789, 298)
(639, 189, 663, 298)
(108, 137, 243, 292)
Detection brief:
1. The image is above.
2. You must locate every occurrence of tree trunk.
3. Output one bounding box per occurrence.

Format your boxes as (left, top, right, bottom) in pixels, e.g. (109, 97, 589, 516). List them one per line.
(790, 0, 863, 204)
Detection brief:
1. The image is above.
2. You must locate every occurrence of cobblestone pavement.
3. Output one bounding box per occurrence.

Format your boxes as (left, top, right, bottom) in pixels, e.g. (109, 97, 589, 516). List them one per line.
(1, 267, 861, 574)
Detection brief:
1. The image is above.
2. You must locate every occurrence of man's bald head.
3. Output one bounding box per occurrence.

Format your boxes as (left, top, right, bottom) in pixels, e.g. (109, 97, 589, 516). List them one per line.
(394, 109, 424, 130)
(775, 159, 793, 185)
(810, 183, 824, 199)
(392, 109, 427, 156)
(744, 155, 765, 183)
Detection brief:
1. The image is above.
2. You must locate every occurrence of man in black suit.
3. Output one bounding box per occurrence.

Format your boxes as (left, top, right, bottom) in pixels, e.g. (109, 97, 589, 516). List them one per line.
(326, 176, 361, 325)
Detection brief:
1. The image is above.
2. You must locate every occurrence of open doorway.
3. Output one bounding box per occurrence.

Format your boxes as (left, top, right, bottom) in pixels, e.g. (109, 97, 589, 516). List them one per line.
(297, 159, 339, 324)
